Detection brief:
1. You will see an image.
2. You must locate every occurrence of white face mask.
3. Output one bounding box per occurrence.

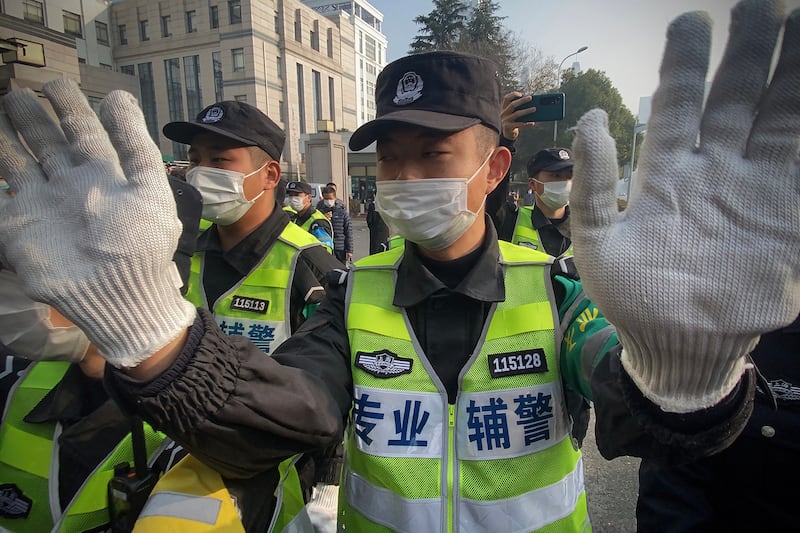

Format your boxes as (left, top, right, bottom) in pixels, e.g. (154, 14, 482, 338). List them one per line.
(0, 270, 89, 362)
(186, 163, 267, 225)
(323, 199, 336, 208)
(533, 178, 572, 210)
(376, 151, 493, 251)
(287, 196, 306, 212)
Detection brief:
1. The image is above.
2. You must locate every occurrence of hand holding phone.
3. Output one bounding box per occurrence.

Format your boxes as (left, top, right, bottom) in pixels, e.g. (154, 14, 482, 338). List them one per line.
(515, 93, 566, 123)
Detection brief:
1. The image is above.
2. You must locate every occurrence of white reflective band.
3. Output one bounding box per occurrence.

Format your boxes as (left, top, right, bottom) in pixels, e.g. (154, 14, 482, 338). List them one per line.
(456, 382, 570, 460)
(460, 455, 585, 531)
(213, 315, 288, 354)
(346, 471, 441, 533)
(352, 386, 443, 458)
(137, 491, 222, 525)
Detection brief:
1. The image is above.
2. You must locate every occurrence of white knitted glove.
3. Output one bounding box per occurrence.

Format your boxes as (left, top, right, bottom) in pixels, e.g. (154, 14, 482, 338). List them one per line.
(570, 0, 800, 413)
(0, 78, 196, 368)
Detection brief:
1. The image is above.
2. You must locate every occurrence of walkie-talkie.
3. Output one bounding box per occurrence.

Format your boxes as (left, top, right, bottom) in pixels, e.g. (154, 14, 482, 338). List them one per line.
(108, 416, 159, 532)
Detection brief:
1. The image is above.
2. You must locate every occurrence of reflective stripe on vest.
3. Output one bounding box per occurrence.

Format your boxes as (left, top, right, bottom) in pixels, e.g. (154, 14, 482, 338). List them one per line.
(511, 206, 574, 257)
(0, 362, 165, 533)
(343, 242, 588, 532)
(185, 222, 322, 355)
(134, 454, 312, 533)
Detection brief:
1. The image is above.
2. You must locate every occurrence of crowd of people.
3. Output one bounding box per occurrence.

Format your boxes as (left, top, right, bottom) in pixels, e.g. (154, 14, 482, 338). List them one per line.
(0, 0, 798, 531)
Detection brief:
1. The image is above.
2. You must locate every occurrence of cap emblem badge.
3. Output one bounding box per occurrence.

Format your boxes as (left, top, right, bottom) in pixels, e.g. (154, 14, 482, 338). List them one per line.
(201, 106, 224, 123)
(558, 149, 570, 160)
(393, 71, 424, 105)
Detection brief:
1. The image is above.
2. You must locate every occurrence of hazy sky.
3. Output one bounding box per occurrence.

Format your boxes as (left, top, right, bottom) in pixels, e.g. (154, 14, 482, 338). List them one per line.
(367, 0, 799, 116)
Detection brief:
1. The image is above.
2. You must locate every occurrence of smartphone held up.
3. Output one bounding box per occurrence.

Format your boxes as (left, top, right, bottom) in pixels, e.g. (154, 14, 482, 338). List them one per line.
(516, 93, 566, 122)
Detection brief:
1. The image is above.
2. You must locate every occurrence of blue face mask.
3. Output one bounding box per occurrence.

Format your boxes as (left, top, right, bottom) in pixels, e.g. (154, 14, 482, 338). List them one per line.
(0, 179, 9, 193)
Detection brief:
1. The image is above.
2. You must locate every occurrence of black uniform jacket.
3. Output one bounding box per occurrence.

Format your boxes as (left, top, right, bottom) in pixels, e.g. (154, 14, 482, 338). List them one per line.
(105, 223, 756, 529)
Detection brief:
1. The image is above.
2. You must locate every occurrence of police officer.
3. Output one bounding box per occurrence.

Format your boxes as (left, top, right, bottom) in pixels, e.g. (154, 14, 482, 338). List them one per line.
(1, 1, 797, 531)
(284, 180, 334, 250)
(136, 101, 342, 530)
(511, 147, 575, 257)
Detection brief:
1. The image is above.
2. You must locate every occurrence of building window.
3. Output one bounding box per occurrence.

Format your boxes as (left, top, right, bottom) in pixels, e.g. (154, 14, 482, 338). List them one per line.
(294, 9, 302, 42)
(186, 11, 197, 33)
(312, 69, 322, 124)
(93, 22, 109, 47)
(139, 20, 149, 42)
(229, 0, 242, 24)
(78, 57, 86, 64)
(161, 15, 171, 38)
(210, 6, 219, 29)
(120, 65, 135, 76)
(310, 21, 320, 51)
(88, 96, 103, 112)
(118, 24, 128, 45)
(183, 55, 203, 119)
(137, 63, 159, 142)
(274, 13, 280, 35)
(328, 76, 335, 124)
(234, 94, 247, 103)
(327, 28, 333, 58)
(365, 35, 376, 61)
(63, 11, 83, 38)
(212, 51, 224, 101)
(279, 100, 285, 123)
(232, 48, 245, 72)
(100, 63, 113, 70)
(276, 56, 282, 79)
(23, 0, 44, 25)
(296, 63, 306, 133)
(164, 58, 186, 159)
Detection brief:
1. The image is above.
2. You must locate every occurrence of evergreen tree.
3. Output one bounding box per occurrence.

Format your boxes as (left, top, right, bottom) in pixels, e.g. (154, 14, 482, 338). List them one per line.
(409, 0, 469, 53)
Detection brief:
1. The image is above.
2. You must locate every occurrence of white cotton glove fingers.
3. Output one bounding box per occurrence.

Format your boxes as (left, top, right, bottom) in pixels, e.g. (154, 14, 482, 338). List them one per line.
(2, 88, 71, 178)
(700, 0, 784, 154)
(570, 109, 621, 234)
(99, 90, 169, 190)
(643, 10, 710, 155)
(43, 79, 121, 168)
(747, 7, 800, 158)
(0, 111, 48, 193)
(0, 79, 195, 367)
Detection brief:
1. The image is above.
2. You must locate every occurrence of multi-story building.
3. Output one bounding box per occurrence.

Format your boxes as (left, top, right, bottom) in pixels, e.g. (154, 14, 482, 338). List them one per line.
(0, 0, 138, 107)
(301, 0, 386, 126)
(111, 0, 367, 177)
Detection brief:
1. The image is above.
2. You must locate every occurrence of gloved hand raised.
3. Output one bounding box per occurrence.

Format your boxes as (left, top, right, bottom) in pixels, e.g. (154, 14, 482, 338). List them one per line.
(569, 0, 800, 412)
(0, 79, 196, 368)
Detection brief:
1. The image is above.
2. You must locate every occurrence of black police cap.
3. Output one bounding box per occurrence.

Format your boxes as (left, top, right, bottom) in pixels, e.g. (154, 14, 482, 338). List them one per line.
(527, 148, 574, 177)
(349, 50, 502, 151)
(286, 181, 313, 195)
(163, 101, 285, 161)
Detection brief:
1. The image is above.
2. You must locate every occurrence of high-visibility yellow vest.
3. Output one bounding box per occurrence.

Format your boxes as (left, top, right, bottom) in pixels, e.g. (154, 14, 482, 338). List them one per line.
(341, 242, 589, 532)
(133, 454, 312, 533)
(511, 206, 574, 257)
(284, 206, 333, 251)
(185, 222, 323, 355)
(0, 362, 165, 533)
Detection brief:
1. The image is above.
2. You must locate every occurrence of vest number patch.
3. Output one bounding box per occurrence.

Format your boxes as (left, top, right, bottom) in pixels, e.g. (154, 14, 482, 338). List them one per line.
(0, 483, 32, 518)
(230, 295, 269, 314)
(488, 349, 547, 378)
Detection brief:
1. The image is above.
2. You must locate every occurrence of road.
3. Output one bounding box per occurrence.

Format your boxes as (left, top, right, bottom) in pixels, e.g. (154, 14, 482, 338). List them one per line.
(349, 216, 640, 531)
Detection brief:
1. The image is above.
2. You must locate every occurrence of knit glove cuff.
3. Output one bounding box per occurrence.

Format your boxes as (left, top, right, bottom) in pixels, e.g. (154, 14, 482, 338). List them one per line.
(618, 330, 755, 413)
(57, 262, 196, 367)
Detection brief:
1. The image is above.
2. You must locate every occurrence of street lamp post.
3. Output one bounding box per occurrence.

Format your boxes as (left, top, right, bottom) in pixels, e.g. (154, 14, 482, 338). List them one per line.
(553, 45, 588, 146)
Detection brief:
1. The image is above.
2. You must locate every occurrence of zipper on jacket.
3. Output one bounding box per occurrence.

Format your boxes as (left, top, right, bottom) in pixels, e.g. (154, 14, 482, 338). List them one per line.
(447, 403, 456, 533)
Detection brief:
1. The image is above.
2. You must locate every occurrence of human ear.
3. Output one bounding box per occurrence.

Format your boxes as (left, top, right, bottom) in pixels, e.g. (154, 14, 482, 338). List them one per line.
(483, 146, 512, 196)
